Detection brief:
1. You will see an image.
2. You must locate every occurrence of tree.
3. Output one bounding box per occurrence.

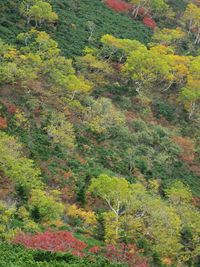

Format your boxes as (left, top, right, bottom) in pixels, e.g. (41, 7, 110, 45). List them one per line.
(28, 189, 64, 223)
(180, 56, 200, 119)
(0, 131, 42, 193)
(76, 51, 112, 88)
(101, 34, 143, 62)
(84, 97, 125, 135)
(20, 0, 58, 27)
(129, 0, 172, 19)
(67, 204, 97, 233)
(45, 111, 75, 150)
(182, 3, 200, 44)
(123, 45, 172, 92)
(89, 174, 130, 242)
(0, 30, 92, 97)
(89, 175, 184, 262)
(0, 201, 16, 240)
(166, 181, 193, 205)
(166, 182, 200, 264)
(143, 197, 182, 260)
(153, 27, 186, 46)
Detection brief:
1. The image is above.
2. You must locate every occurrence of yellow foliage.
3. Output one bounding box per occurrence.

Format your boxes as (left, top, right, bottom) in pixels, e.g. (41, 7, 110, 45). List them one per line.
(67, 204, 97, 226)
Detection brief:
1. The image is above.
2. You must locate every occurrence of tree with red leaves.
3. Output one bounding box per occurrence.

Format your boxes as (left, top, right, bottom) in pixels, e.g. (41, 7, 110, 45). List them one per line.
(13, 231, 87, 256)
(105, 0, 133, 13)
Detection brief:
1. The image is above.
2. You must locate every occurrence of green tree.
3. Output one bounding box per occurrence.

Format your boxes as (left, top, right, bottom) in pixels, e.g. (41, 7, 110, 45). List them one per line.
(89, 174, 130, 243)
(28, 189, 64, 223)
(180, 56, 200, 119)
(84, 97, 125, 135)
(20, 0, 58, 27)
(0, 131, 42, 193)
(153, 27, 186, 47)
(129, 0, 173, 19)
(182, 3, 200, 44)
(45, 111, 75, 150)
(0, 201, 16, 240)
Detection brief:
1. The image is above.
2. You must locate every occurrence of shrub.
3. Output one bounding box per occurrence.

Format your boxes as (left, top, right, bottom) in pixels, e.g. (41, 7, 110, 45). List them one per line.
(105, 0, 133, 13)
(13, 231, 87, 255)
(105, 243, 149, 267)
(0, 117, 7, 129)
(142, 17, 156, 29)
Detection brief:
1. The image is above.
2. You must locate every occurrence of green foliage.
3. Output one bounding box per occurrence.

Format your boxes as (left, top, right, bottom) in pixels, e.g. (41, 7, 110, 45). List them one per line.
(89, 175, 200, 264)
(28, 189, 64, 223)
(0, 0, 200, 266)
(0, 242, 126, 267)
(0, 0, 152, 57)
(45, 112, 75, 150)
(0, 131, 42, 193)
(0, 201, 16, 240)
(20, 0, 58, 27)
(83, 97, 126, 135)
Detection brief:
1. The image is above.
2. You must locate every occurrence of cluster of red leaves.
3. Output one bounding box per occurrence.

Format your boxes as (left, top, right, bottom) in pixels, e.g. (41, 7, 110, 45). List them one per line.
(0, 117, 7, 129)
(13, 232, 149, 266)
(104, 0, 156, 29)
(89, 246, 101, 254)
(105, 243, 149, 267)
(172, 136, 195, 163)
(142, 17, 156, 29)
(192, 197, 200, 207)
(13, 231, 87, 256)
(5, 103, 17, 114)
(105, 0, 132, 13)
(34, 107, 42, 115)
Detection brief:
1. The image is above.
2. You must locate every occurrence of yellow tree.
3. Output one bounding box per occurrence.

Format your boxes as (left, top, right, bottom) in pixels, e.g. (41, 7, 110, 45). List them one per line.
(89, 174, 130, 243)
(180, 56, 200, 119)
(182, 3, 200, 44)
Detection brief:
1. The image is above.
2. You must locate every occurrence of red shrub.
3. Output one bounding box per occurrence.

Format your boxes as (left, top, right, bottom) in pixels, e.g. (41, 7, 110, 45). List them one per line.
(34, 107, 42, 115)
(172, 136, 195, 163)
(137, 7, 147, 17)
(143, 17, 156, 29)
(0, 117, 7, 129)
(89, 246, 101, 254)
(6, 103, 17, 114)
(13, 231, 87, 255)
(105, 0, 132, 13)
(105, 243, 149, 267)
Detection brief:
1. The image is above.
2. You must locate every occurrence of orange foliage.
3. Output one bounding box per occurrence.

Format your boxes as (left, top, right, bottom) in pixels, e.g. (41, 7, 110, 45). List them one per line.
(0, 117, 7, 129)
(172, 136, 195, 163)
(161, 257, 173, 266)
(192, 197, 200, 207)
(5, 103, 17, 114)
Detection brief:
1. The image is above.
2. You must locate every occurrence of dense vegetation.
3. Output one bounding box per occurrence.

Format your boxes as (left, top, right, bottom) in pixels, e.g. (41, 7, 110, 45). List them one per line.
(0, 0, 200, 266)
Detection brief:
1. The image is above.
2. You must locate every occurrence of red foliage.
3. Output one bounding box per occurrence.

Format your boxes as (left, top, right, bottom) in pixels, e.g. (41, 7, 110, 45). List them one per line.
(192, 197, 200, 207)
(34, 107, 42, 115)
(0, 117, 7, 129)
(142, 17, 156, 29)
(172, 136, 195, 163)
(6, 103, 17, 114)
(13, 231, 87, 255)
(137, 7, 148, 17)
(105, 243, 149, 267)
(105, 0, 133, 13)
(89, 246, 101, 254)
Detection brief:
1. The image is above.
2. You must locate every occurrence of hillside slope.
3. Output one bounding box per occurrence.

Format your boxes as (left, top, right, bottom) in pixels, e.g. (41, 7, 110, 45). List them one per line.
(0, 0, 200, 267)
